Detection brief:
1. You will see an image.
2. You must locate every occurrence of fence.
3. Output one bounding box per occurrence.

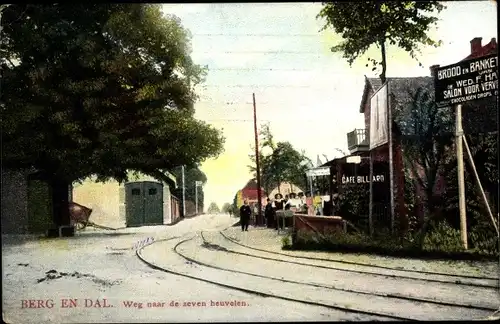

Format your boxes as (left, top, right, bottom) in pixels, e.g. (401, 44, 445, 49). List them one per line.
(171, 195, 180, 224)
(353, 203, 391, 233)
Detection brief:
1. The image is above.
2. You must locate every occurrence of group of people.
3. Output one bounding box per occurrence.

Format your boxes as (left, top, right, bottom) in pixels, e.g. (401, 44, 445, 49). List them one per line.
(239, 192, 342, 231)
(239, 193, 301, 232)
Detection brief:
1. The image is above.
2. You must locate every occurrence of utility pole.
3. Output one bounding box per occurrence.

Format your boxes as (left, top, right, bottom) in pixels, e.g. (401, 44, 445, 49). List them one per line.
(387, 82, 395, 235)
(195, 183, 198, 215)
(253, 93, 263, 226)
(194, 181, 202, 215)
(181, 165, 186, 217)
(455, 104, 468, 249)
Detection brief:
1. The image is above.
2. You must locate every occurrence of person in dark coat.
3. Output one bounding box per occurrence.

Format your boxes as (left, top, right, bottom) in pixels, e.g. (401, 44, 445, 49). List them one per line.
(264, 198, 274, 228)
(274, 193, 284, 230)
(239, 200, 252, 231)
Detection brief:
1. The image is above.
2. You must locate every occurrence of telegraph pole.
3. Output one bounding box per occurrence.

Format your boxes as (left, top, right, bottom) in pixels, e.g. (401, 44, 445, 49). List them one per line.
(195, 183, 198, 215)
(253, 93, 263, 226)
(181, 165, 186, 217)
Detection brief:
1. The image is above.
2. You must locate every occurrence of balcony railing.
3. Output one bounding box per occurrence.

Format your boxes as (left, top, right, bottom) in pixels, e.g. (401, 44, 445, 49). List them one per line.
(347, 129, 369, 152)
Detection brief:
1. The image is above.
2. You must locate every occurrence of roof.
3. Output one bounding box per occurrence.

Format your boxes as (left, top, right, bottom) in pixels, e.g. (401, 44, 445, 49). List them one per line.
(462, 38, 497, 61)
(242, 179, 260, 190)
(241, 178, 265, 199)
(360, 76, 433, 113)
(359, 76, 383, 113)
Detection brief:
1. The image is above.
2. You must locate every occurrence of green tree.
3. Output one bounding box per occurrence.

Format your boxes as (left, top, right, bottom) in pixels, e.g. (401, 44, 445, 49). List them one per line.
(207, 202, 220, 214)
(1, 4, 224, 227)
(398, 85, 453, 245)
(443, 133, 499, 254)
(221, 202, 232, 214)
(171, 165, 207, 215)
(317, 2, 445, 83)
(249, 123, 311, 195)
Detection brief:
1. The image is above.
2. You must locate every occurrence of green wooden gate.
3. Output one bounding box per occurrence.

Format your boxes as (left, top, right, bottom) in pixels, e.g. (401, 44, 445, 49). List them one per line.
(125, 181, 163, 227)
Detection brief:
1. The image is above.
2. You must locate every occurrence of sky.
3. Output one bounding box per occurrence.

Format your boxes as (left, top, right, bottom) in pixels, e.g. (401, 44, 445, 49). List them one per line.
(161, 1, 498, 209)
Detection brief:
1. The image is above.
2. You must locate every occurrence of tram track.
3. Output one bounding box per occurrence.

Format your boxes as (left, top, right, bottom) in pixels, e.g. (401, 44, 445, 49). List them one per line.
(136, 236, 412, 321)
(134, 222, 497, 321)
(197, 231, 497, 312)
(218, 228, 498, 289)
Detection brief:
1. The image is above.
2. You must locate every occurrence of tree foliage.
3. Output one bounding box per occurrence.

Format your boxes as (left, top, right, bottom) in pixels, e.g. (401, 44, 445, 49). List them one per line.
(398, 85, 453, 245)
(1, 4, 225, 185)
(207, 202, 220, 214)
(171, 165, 206, 213)
(248, 123, 311, 194)
(221, 202, 232, 214)
(317, 2, 445, 82)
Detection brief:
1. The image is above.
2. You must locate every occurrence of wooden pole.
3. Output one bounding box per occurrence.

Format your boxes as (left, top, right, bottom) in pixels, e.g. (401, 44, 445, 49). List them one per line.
(455, 104, 468, 249)
(463, 136, 499, 235)
(369, 151, 374, 236)
(253, 93, 263, 226)
(387, 82, 395, 234)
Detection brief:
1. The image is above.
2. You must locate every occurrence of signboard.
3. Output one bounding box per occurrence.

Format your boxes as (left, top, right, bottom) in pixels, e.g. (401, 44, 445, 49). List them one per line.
(341, 174, 385, 185)
(434, 54, 498, 108)
(236, 190, 243, 207)
(306, 167, 330, 177)
(369, 82, 389, 150)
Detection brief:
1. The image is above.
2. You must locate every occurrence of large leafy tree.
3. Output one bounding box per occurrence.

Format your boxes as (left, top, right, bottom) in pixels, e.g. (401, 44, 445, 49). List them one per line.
(249, 123, 311, 195)
(1, 4, 224, 227)
(317, 2, 445, 82)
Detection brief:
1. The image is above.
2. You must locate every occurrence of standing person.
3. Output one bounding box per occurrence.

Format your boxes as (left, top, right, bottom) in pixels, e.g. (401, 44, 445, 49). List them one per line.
(239, 200, 252, 232)
(313, 190, 323, 216)
(274, 193, 284, 230)
(264, 198, 274, 228)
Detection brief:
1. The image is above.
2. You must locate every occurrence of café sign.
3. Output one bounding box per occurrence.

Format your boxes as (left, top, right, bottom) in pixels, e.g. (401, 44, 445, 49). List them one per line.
(341, 174, 385, 185)
(434, 54, 498, 108)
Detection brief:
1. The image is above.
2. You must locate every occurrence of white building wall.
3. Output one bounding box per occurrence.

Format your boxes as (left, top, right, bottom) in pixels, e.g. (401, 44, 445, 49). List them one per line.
(75, 171, 175, 228)
(72, 178, 122, 228)
(162, 184, 172, 225)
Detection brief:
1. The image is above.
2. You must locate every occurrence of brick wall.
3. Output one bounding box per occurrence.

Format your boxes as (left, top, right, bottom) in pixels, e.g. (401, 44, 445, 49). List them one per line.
(1, 169, 29, 234)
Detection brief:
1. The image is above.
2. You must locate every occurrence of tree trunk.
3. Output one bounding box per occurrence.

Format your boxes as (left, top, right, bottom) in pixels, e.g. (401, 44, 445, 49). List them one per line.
(379, 39, 387, 84)
(50, 176, 72, 232)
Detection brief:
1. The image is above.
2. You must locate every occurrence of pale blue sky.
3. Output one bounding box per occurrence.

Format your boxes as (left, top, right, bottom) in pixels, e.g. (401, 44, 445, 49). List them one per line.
(161, 2, 497, 208)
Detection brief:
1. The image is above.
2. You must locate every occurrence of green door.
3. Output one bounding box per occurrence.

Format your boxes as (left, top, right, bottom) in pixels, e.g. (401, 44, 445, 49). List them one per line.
(125, 182, 145, 227)
(143, 182, 163, 225)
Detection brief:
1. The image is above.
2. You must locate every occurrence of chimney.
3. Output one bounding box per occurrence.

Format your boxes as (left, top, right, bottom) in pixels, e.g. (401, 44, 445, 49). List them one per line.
(429, 64, 440, 77)
(470, 37, 483, 54)
(491, 37, 497, 46)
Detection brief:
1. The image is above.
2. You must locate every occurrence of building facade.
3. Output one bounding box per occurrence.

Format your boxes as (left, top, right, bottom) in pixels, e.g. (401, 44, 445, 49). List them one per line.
(72, 171, 178, 228)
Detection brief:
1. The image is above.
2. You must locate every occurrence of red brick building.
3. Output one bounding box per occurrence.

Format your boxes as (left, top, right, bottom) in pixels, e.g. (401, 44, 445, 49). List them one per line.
(343, 36, 497, 231)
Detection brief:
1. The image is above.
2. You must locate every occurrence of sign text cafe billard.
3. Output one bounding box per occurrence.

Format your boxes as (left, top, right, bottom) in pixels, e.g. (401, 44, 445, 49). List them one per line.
(434, 54, 498, 108)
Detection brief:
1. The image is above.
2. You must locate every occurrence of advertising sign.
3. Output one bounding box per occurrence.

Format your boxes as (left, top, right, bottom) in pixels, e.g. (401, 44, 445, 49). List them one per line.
(369, 82, 389, 150)
(434, 54, 498, 108)
(305, 167, 330, 177)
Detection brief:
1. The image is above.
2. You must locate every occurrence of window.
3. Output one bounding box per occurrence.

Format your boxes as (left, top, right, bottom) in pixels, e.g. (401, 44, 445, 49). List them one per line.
(131, 188, 140, 195)
(148, 188, 157, 195)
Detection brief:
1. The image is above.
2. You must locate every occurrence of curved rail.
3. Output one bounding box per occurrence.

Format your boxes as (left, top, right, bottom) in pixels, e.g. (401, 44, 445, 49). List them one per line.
(219, 227, 498, 285)
(197, 231, 496, 312)
(136, 236, 414, 321)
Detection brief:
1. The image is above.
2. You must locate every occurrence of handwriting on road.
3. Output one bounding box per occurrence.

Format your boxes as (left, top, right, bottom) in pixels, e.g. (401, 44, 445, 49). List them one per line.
(133, 237, 155, 250)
